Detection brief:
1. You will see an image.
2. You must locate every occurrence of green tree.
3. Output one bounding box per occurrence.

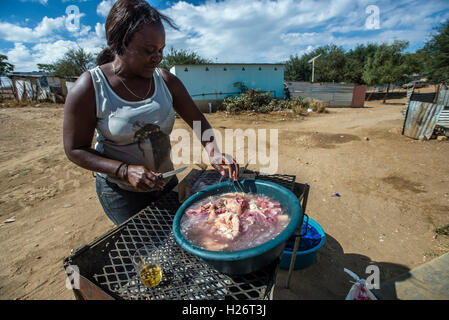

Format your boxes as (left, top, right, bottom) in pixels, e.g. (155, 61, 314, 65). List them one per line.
(56, 47, 95, 77)
(39, 47, 95, 78)
(420, 20, 449, 84)
(312, 44, 347, 83)
(362, 40, 411, 103)
(401, 52, 423, 80)
(284, 53, 311, 81)
(411, 49, 431, 80)
(285, 44, 347, 82)
(0, 54, 14, 75)
(343, 43, 378, 84)
(37, 63, 56, 74)
(158, 47, 211, 70)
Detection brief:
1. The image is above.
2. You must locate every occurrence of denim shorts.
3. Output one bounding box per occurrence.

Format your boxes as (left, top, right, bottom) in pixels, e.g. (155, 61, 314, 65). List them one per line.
(95, 175, 178, 226)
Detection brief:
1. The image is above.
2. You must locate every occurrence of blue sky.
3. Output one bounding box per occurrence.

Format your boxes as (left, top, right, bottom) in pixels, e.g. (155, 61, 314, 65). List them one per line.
(1, 0, 448, 72)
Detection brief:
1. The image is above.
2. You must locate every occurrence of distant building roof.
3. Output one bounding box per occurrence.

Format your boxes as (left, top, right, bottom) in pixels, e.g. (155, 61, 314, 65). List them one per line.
(172, 63, 285, 67)
(8, 71, 53, 77)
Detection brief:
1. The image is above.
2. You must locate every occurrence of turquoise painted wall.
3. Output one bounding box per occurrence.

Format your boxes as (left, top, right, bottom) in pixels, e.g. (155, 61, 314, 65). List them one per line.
(170, 64, 284, 101)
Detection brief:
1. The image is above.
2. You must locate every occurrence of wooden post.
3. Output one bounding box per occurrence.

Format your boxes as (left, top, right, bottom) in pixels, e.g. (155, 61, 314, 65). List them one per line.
(10, 77, 18, 101)
(61, 78, 68, 98)
(31, 78, 38, 101)
(433, 83, 440, 104)
(383, 83, 390, 104)
(311, 59, 315, 83)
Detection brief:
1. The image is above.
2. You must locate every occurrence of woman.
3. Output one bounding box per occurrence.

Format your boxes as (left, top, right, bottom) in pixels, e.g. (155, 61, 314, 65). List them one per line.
(63, 0, 238, 226)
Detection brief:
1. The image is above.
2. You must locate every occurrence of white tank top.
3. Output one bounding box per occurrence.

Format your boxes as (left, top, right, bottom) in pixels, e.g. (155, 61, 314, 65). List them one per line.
(89, 66, 175, 191)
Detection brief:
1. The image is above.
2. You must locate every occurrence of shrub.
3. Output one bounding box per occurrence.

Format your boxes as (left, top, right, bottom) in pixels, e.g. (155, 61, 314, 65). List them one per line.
(220, 90, 327, 114)
(221, 89, 272, 113)
(300, 97, 329, 113)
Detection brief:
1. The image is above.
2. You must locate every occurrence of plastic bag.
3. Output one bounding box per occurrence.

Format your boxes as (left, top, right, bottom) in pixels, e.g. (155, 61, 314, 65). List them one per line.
(344, 268, 377, 300)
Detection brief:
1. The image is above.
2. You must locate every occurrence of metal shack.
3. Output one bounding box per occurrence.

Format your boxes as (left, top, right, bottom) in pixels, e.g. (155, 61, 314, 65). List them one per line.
(170, 63, 284, 112)
(402, 87, 449, 140)
(8, 72, 68, 103)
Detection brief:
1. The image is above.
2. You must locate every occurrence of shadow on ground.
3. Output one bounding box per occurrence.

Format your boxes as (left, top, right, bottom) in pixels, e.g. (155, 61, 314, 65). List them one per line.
(366, 91, 436, 103)
(273, 233, 410, 300)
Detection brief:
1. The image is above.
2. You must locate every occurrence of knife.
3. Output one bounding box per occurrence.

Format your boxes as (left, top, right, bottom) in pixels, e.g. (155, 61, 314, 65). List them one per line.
(157, 166, 188, 179)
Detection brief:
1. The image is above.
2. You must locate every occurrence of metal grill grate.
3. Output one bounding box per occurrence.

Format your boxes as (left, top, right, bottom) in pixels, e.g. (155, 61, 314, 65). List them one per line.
(256, 173, 296, 190)
(78, 173, 296, 300)
(191, 170, 296, 193)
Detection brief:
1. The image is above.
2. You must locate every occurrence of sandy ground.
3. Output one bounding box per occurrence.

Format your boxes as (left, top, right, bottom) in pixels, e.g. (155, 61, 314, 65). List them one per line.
(0, 95, 448, 300)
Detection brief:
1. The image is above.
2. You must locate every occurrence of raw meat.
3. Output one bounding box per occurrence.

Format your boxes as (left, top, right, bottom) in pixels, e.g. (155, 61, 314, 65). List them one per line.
(180, 192, 290, 251)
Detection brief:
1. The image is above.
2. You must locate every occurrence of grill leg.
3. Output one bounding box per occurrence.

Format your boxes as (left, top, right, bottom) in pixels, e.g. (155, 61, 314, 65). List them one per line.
(285, 184, 309, 288)
(285, 235, 301, 288)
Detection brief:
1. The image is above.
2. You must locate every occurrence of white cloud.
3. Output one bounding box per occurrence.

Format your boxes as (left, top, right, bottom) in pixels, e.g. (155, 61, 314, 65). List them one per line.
(7, 35, 107, 72)
(6, 43, 36, 71)
(97, 0, 116, 18)
(2, 0, 449, 71)
(159, 0, 449, 63)
(0, 12, 87, 42)
(0, 16, 65, 43)
(162, 0, 364, 62)
(4, 22, 107, 71)
(0, 5, 106, 72)
(31, 40, 77, 64)
(95, 22, 106, 39)
(19, 0, 48, 5)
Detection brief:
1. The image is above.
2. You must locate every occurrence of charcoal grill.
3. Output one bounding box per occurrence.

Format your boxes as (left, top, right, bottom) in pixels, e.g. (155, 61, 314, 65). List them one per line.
(63, 169, 309, 300)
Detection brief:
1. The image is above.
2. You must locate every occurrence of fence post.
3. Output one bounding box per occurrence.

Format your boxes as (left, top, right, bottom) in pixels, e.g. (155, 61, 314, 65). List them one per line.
(433, 84, 440, 104)
(11, 77, 18, 101)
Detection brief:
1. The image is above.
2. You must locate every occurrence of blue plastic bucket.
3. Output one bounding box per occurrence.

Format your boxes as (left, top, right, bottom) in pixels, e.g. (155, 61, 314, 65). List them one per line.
(173, 179, 302, 275)
(280, 216, 325, 270)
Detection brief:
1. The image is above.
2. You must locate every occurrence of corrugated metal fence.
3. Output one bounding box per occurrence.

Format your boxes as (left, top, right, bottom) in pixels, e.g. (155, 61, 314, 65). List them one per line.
(436, 89, 449, 106)
(403, 101, 444, 140)
(435, 89, 449, 129)
(0, 76, 15, 100)
(402, 87, 449, 140)
(287, 82, 355, 107)
(438, 108, 449, 128)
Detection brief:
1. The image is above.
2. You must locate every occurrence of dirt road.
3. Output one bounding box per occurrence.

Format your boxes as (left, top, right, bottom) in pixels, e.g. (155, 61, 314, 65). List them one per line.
(0, 99, 448, 299)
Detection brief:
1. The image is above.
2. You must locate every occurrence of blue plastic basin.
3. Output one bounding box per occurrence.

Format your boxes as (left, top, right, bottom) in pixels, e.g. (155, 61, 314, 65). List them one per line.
(172, 179, 302, 275)
(280, 217, 325, 270)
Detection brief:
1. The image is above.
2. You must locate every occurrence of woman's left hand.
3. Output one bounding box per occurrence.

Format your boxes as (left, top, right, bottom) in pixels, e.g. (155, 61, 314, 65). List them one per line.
(209, 152, 239, 181)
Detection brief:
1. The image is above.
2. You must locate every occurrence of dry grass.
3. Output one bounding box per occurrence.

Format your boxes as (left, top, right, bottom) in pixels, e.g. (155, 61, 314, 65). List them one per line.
(302, 97, 329, 113)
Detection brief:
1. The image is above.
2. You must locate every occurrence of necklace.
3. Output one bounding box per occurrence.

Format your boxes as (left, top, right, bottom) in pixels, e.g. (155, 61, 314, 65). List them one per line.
(112, 63, 153, 100)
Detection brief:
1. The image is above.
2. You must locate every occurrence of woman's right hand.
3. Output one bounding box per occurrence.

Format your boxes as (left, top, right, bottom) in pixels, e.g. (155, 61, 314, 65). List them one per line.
(125, 165, 166, 191)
